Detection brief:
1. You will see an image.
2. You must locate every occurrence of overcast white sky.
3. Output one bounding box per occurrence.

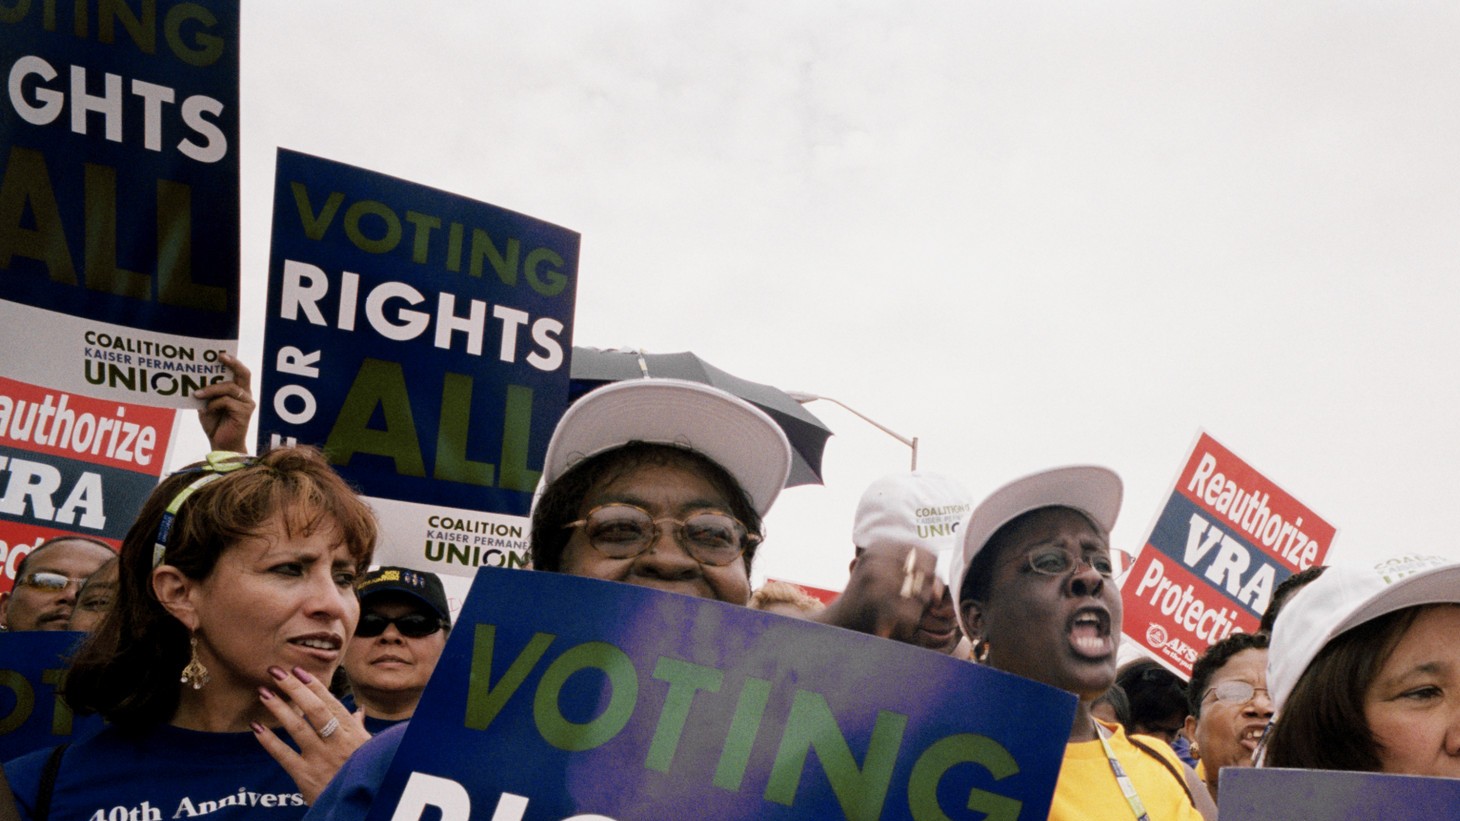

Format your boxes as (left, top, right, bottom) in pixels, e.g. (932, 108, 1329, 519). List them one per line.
(203, 2, 1460, 595)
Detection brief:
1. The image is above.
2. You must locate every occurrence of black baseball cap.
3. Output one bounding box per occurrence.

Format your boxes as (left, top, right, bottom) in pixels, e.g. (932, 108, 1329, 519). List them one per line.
(355, 566, 451, 626)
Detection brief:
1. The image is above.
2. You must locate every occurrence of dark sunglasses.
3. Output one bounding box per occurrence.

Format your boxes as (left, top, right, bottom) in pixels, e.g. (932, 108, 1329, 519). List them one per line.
(355, 612, 444, 639)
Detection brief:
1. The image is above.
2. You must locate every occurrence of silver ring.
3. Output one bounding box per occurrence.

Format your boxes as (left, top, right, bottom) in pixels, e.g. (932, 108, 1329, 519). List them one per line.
(318, 716, 340, 739)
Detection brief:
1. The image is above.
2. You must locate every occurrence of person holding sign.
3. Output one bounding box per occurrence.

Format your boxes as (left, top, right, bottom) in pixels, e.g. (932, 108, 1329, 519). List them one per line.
(1260, 554, 1460, 777)
(3, 447, 378, 819)
(951, 466, 1213, 821)
(305, 378, 944, 819)
(192, 352, 258, 455)
(530, 378, 941, 626)
(846, 471, 973, 656)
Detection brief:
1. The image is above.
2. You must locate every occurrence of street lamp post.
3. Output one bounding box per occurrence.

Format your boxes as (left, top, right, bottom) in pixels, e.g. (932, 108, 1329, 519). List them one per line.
(787, 392, 918, 471)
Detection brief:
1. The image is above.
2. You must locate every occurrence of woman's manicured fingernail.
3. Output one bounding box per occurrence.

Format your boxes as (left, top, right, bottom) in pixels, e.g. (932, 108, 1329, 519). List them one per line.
(268, 666, 287, 681)
(293, 666, 314, 684)
(251, 722, 264, 734)
(258, 687, 274, 701)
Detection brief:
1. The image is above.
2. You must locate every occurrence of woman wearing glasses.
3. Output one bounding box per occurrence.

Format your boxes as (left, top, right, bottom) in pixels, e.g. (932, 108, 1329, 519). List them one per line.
(1183, 631, 1272, 803)
(305, 378, 941, 820)
(531, 379, 939, 623)
(527, 378, 787, 605)
(3, 446, 378, 819)
(341, 567, 451, 732)
(949, 466, 1213, 821)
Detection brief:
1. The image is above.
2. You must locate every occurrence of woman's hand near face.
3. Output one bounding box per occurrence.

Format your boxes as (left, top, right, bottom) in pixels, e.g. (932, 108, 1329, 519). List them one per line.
(252, 665, 370, 804)
(816, 542, 940, 644)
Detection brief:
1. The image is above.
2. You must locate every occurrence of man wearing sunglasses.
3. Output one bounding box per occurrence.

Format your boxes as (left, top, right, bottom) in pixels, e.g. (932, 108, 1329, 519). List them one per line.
(0, 535, 115, 631)
(343, 566, 452, 732)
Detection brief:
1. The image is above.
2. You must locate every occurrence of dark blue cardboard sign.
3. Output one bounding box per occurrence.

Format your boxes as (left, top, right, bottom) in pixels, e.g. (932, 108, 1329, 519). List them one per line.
(0, 1, 239, 341)
(367, 569, 1075, 820)
(257, 149, 578, 517)
(1220, 766, 1460, 821)
(0, 631, 105, 763)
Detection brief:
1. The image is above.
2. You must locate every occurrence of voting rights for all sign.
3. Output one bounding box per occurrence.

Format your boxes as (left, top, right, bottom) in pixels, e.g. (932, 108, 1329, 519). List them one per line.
(0, 2, 240, 407)
(258, 149, 579, 578)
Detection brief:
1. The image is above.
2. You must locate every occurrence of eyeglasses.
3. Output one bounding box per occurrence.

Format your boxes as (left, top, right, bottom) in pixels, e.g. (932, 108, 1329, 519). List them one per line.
(17, 571, 89, 592)
(1025, 546, 1133, 579)
(355, 612, 445, 639)
(1202, 681, 1269, 705)
(564, 503, 761, 567)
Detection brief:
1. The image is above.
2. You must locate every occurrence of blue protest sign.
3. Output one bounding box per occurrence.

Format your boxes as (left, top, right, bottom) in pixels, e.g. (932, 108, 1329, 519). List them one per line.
(0, 631, 105, 762)
(258, 149, 579, 578)
(366, 570, 1075, 820)
(0, 2, 240, 407)
(1219, 766, 1460, 821)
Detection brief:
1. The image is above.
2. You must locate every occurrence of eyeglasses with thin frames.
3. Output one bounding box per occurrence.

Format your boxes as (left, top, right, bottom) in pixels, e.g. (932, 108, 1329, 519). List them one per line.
(1024, 546, 1135, 579)
(564, 503, 761, 567)
(1202, 681, 1270, 705)
(17, 571, 90, 593)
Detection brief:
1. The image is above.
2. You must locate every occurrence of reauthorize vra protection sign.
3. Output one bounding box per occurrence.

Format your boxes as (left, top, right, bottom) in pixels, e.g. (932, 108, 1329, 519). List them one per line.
(1122, 432, 1336, 676)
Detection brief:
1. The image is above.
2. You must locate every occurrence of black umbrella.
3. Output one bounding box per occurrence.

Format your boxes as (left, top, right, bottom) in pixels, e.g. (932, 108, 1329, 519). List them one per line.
(568, 347, 832, 488)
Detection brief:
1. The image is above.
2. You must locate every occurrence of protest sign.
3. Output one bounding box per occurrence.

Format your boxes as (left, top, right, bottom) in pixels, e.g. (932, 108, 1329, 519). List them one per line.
(0, 2, 241, 408)
(367, 569, 1074, 821)
(0, 375, 173, 595)
(1121, 432, 1336, 675)
(257, 150, 578, 578)
(1219, 767, 1460, 821)
(0, 631, 106, 762)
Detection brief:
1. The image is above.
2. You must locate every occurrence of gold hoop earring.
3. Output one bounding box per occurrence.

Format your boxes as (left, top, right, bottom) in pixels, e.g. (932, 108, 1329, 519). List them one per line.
(974, 640, 991, 663)
(180, 635, 210, 690)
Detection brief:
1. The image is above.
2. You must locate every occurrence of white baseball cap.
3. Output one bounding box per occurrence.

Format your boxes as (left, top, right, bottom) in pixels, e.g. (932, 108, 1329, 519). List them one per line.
(950, 465, 1123, 634)
(541, 379, 793, 516)
(853, 472, 973, 585)
(1267, 553, 1460, 717)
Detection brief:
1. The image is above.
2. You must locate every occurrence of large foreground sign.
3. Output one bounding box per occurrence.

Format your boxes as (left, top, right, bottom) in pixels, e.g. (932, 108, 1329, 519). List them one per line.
(0, 1, 241, 407)
(258, 150, 578, 578)
(368, 570, 1076, 820)
(1123, 432, 1336, 675)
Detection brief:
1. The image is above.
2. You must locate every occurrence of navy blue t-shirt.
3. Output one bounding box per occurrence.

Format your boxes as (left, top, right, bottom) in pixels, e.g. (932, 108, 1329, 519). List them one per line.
(4, 723, 306, 820)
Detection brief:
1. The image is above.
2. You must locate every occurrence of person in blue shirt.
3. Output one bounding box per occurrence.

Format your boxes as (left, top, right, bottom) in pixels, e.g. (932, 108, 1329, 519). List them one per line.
(341, 567, 451, 733)
(4, 447, 378, 820)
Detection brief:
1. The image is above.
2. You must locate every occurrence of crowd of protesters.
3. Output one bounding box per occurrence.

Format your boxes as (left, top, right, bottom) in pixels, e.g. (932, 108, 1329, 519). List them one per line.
(2, 359, 1459, 820)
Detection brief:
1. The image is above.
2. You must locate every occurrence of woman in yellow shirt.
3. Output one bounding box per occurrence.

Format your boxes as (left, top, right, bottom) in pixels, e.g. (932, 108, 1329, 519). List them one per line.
(950, 466, 1215, 821)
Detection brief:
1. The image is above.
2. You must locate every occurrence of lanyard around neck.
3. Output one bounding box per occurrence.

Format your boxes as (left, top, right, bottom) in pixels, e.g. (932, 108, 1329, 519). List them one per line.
(1095, 722, 1151, 821)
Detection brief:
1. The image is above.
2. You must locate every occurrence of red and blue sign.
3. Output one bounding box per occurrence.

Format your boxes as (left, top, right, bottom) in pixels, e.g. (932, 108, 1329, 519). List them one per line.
(1123, 432, 1336, 675)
